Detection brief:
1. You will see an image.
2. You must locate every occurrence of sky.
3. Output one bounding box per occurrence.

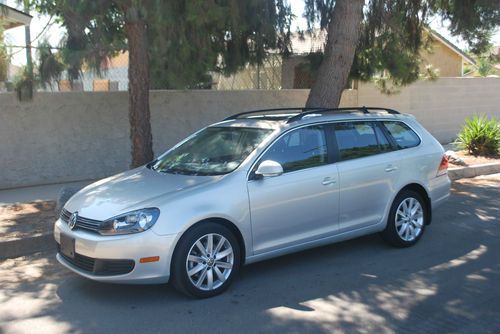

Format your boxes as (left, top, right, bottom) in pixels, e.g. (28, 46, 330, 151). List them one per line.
(3, 0, 500, 66)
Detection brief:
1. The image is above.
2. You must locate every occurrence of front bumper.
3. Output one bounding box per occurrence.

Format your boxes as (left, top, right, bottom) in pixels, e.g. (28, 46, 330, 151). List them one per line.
(54, 218, 178, 284)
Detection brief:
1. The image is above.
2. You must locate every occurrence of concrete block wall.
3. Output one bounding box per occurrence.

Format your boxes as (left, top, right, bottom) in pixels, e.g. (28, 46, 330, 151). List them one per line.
(356, 78, 500, 143)
(0, 78, 499, 189)
(0, 90, 309, 189)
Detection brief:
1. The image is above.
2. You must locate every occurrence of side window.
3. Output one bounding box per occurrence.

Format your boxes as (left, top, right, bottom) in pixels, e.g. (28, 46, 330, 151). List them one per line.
(261, 125, 328, 173)
(374, 123, 393, 152)
(333, 122, 390, 161)
(383, 121, 420, 149)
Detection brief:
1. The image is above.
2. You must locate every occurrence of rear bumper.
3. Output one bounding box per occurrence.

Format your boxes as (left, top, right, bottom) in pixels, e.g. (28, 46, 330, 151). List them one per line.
(54, 218, 177, 284)
(429, 174, 451, 210)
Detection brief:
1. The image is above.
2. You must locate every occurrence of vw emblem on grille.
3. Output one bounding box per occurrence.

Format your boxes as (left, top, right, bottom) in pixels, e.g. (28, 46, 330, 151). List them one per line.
(68, 211, 78, 230)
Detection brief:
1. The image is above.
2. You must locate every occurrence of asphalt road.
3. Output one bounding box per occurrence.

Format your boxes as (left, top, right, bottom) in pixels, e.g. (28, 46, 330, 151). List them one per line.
(1, 174, 499, 334)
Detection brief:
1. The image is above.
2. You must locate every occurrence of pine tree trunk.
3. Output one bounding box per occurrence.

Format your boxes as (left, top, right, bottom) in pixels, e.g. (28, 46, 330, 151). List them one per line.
(126, 11, 154, 168)
(305, 0, 364, 108)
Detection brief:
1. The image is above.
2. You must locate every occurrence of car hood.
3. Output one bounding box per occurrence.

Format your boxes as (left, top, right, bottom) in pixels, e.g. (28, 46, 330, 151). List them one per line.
(64, 167, 219, 221)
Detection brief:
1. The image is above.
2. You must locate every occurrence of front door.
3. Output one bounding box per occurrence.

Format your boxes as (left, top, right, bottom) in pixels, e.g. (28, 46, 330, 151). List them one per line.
(247, 125, 339, 255)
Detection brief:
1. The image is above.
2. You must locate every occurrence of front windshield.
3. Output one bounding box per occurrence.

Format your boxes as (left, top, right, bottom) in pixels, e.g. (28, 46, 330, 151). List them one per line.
(151, 127, 272, 176)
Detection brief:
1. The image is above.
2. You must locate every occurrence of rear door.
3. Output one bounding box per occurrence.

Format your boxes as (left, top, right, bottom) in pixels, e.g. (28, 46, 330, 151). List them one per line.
(331, 121, 401, 232)
(247, 124, 340, 254)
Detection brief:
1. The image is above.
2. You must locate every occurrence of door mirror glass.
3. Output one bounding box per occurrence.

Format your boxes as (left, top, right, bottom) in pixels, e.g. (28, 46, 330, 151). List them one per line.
(255, 160, 284, 177)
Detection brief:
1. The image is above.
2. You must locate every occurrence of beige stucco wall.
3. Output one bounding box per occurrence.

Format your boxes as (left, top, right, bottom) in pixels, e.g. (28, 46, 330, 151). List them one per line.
(421, 40, 464, 77)
(0, 78, 499, 188)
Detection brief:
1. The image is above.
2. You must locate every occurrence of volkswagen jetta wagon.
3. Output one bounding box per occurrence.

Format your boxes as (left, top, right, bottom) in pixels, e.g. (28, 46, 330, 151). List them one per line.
(54, 107, 451, 298)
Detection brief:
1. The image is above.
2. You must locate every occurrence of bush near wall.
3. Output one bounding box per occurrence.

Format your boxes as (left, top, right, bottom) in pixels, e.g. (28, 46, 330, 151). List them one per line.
(457, 115, 500, 157)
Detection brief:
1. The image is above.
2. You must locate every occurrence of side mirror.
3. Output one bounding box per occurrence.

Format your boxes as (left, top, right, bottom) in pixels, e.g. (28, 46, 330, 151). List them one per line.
(255, 160, 284, 178)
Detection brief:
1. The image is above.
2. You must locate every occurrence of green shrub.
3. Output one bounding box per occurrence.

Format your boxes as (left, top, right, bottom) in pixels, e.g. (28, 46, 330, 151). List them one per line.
(456, 115, 500, 157)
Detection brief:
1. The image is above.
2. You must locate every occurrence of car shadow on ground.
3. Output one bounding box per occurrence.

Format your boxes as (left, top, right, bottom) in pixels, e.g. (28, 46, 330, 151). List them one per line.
(2, 177, 499, 333)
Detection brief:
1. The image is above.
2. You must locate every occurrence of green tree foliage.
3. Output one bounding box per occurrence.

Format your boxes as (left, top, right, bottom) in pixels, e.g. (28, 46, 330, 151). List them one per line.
(469, 44, 500, 77)
(476, 56, 494, 76)
(37, 39, 65, 88)
(434, 0, 500, 55)
(303, 0, 500, 105)
(34, 0, 292, 89)
(32, 0, 292, 167)
(0, 22, 9, 83)
(148, 1, 292, 89)
(34, 1, 127, 81)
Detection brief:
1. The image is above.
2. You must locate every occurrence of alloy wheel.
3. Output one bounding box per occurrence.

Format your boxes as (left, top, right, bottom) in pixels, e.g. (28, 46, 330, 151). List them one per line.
(395, 197, 424, 242)
(185, 233, 234, 291)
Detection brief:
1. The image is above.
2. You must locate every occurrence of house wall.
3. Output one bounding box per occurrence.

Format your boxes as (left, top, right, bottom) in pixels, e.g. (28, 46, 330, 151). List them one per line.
(281, 56, 306, 89)
(0, 77, 499, 189)
(421, 39, 464, 77)
(282, 39, 465, 89)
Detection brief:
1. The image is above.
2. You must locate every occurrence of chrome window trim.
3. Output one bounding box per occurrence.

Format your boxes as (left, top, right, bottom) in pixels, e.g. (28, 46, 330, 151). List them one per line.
(246, 118, 423, 180)
(246, 121, 335, 181)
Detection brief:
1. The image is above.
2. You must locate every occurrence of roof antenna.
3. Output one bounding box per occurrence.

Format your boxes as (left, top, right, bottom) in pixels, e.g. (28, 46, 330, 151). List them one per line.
(361, 106, 369, 114)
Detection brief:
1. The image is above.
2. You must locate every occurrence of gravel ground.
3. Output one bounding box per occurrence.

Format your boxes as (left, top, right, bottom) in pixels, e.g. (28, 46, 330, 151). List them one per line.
(449, 150, 500, 167)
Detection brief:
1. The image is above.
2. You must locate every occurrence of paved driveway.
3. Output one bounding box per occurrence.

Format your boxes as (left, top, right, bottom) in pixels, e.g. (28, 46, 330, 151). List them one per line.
(1, 174, 499, 334)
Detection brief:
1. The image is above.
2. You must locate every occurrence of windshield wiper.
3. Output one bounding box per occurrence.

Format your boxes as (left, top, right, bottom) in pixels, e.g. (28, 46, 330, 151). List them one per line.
(146, 159, 158, 170)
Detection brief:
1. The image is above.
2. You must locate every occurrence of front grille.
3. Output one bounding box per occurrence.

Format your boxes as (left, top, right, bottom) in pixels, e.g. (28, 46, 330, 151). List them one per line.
(60, 209, 102, 233)
(58, 244, 135, 276)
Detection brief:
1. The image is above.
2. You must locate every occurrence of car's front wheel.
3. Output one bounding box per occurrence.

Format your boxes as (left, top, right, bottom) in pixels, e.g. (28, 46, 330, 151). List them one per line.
(171, 222, 241, 298)
(381, 190, 427, 247)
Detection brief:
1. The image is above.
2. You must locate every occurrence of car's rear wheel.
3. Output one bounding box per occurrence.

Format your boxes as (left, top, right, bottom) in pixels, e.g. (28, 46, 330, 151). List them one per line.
(381, 190, 427, 247)
(171, 222, 241, 298)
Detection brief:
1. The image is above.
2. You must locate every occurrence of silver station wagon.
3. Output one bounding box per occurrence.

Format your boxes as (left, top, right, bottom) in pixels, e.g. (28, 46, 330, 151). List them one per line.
(54, 107, 451, 298)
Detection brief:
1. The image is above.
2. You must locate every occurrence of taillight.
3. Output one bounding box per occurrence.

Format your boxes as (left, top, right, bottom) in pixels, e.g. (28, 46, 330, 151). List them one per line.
(437, 155, 448, 176)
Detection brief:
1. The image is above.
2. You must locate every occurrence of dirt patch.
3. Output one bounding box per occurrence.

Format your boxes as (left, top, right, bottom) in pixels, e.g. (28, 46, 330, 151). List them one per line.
(449, 150, 500, 167)
(0, 201, 56, 241)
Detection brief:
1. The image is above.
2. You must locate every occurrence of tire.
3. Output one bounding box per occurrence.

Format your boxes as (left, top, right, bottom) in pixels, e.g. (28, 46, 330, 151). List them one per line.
(171, 222, 241, 298)
(381, 190, 427, 248)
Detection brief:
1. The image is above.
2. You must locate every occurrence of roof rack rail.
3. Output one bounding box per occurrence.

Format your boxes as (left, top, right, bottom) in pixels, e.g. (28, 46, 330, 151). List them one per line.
(286, 106, 400, 123)
(223, 106, 400, 123)
(223, 107, 330, 121)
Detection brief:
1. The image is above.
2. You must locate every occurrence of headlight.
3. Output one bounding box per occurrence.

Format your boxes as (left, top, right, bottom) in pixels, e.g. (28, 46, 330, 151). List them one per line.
(100, 208, 160, 235)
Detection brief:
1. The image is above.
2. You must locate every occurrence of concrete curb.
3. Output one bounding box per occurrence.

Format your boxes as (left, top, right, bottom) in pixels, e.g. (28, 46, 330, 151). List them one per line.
(0, 233, 55, 260)
(2, 163, 500, 260)
(448, 162, 500, 181)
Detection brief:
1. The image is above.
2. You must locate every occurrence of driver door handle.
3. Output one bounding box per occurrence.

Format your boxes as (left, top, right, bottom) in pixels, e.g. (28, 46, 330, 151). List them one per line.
(322, 177, 336, 186)
(385, 165, 398, 172)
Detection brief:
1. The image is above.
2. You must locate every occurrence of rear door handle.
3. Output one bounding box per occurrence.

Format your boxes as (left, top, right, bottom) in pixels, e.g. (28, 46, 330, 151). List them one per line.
(322, 177, 336, 186)
(385, 165, 398, 172)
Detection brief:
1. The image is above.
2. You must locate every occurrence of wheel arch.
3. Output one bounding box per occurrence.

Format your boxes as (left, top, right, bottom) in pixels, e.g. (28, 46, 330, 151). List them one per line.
(397, 183, 432, 225)
(170, 217, 247, 274)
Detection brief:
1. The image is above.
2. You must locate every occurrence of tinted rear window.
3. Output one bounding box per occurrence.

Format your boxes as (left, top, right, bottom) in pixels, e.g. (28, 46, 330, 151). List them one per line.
(382, 121, 420, 149)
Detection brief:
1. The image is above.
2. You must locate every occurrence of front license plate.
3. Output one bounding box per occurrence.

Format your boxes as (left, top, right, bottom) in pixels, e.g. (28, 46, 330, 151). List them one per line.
(60, 233, 75, 259)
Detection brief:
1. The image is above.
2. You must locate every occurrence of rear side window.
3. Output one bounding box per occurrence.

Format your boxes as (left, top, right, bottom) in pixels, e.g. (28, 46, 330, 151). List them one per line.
(261, 125, 328, 173)
(382, 121, 420, 149)
(333, 122, 392, 161)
